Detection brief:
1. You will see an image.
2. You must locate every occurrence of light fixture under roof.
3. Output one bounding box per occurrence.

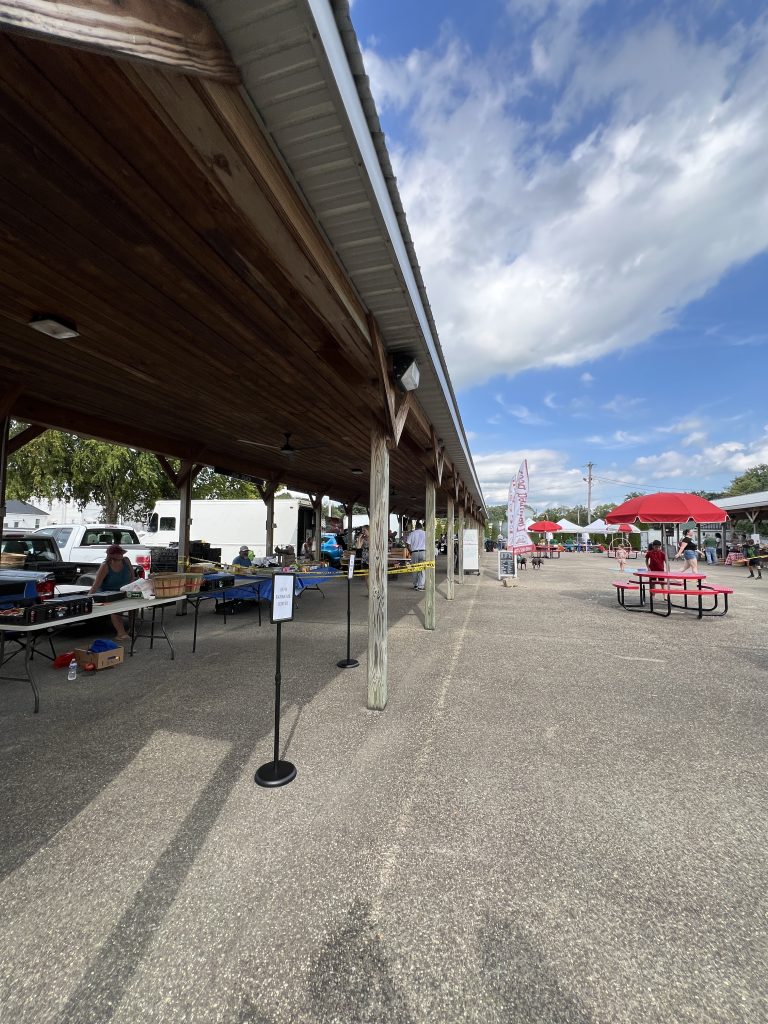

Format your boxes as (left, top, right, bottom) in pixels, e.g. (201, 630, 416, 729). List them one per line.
(393, 354, 420, 393)
(28, 315, 79, 340)
(350, 468, 363, 474)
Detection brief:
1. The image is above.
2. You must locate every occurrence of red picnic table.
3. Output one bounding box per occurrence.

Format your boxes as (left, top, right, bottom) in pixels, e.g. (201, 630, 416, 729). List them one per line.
(612, 569, 733, 618)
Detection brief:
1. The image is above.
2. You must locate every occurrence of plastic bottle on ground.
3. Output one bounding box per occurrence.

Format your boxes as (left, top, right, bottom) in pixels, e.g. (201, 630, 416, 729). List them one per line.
(67, 658, 77, 681)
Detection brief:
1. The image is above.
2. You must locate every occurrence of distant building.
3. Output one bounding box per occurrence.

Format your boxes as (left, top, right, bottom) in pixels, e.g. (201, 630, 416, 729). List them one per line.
(3, 499, 50, 531)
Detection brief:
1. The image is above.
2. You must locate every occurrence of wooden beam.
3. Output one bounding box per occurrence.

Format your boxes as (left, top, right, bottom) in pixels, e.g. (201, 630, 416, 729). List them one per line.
(430, 426, 445, 486)
(0, 0, 239, 83)
(446, 494, 455, 601)
(7, 423, 46, 454)
(0, 381, 23, 420)
(368, 425, 389, 710)
(424, 475, 436, 631)
(368, 313, 413, 447)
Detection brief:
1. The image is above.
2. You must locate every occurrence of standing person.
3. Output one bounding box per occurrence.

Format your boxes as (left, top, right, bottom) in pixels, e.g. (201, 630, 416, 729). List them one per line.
(745, 539, 763, 579)
(496, 531, 505, 550)
(88, 543, 134, 640)
(232, 545, 252, 568)
(644, 539, 668, 590)
(714, 532, 723, 560)
(407, 520, 427, 591)
(702, 534, 718, 565)
(616, 541, 630, 572)
(675, 529, 699, 573)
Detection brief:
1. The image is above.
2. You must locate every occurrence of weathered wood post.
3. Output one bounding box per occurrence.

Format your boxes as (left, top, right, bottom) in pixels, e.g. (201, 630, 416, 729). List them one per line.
(457, 506, 465, 582)
(368, 426, 389, 709)
(257, 481, 277, 556)
(425, 475, 436, 630)
(446, 494, 455, 600)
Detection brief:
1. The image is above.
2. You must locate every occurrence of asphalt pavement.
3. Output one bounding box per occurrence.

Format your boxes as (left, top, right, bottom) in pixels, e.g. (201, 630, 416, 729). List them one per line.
(1, 551, 766, 1023)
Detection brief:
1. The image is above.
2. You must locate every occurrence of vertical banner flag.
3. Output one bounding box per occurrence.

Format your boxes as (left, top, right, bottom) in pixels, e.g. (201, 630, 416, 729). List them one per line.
(508, 460, 534, 554)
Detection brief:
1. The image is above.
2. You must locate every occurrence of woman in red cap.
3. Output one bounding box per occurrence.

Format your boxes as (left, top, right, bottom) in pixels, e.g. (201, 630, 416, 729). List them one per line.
(88, 544, 134, 640)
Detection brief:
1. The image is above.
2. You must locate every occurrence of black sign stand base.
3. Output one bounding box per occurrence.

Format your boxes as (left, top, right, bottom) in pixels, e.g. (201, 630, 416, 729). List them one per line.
(255, 759, 296, 787)
(255, 621, 297, 788)
(337, 575, 359, 669)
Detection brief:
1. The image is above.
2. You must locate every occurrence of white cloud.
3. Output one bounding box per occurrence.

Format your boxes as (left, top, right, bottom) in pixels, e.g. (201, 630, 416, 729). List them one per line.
(494, 393, 549, 424)
(634, 432, 768, 481)
(681, 431, 707, 447)
(363, 12, 768, 387)
(580, 372, 594, 383)
(543, 392, 559, 408)
(473, 448, 585, 505)
(601, 394, 644, 414)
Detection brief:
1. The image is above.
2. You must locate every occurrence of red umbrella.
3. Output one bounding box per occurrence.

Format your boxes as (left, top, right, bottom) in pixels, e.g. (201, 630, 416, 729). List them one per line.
(616, 523, 633, 533)
(529, 521, 561, 532)
(605, 493, 727, 524)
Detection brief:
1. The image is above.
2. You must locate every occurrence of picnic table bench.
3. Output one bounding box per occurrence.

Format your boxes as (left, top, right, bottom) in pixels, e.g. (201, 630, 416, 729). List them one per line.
(612, 571, 733, 618)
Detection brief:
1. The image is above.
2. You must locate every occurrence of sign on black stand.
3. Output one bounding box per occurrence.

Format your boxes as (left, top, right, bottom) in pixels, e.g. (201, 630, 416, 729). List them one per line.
(337, 553, 359, 669)
(255, 573, 297, 788)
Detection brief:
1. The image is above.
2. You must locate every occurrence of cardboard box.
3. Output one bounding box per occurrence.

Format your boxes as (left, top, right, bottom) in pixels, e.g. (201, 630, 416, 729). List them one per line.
(75, 646, 125, 671)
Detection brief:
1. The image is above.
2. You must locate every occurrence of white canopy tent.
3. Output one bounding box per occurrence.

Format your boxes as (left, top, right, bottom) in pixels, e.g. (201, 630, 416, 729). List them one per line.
(605, 523, 641, 534)
(556, 518, 582, 533)
(584, 518, 607, 533)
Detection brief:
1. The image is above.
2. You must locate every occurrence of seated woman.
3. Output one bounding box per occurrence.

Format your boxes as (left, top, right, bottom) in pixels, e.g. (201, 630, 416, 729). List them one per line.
(301, 536, 314, 560)
(87, 543, 133, 640)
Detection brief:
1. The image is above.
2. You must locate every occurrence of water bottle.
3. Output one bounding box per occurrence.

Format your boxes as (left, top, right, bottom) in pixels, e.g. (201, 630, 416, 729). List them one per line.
(67, 658, 77, 681)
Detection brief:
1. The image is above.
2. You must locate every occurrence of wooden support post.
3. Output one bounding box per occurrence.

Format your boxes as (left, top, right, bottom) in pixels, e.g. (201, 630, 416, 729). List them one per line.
(313, 495, 324, 564)
(257, 480, 278, 556)
(0, 416, 9, 550)
(446, 495, 455, 600)
(457, 507, 465, 582)
(425, 475, 436, 630)
(368, 426, 389, 710)
(343, 502, 355, 552)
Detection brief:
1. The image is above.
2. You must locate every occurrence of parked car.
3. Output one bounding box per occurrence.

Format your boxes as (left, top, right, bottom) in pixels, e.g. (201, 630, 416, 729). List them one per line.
(320, 533, 343, 567)
(33, 524, 152, 579)
(1, 533, 101, 584)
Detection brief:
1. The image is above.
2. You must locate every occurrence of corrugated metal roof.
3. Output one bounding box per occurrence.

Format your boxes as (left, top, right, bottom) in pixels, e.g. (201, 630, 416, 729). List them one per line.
(713, 492, 768, 511)
(203, 0, 485, 511)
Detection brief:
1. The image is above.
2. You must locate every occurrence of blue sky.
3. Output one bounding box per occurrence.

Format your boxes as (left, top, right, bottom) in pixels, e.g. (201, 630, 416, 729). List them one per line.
(349, 0, 768, 510)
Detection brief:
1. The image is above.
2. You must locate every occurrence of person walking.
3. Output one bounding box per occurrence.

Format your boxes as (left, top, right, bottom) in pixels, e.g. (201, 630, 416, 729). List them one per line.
(496, 531, 505, 550)
(675, 529, 699, 573)
(703, 534, 718, 565)
(407, 520, 427, 591)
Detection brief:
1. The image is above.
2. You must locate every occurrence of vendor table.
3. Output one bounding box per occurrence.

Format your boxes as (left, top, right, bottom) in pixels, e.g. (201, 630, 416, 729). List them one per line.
(187, 569, 342, 652)
(535, 545, 560, 559)
(0, 594, 185, 713)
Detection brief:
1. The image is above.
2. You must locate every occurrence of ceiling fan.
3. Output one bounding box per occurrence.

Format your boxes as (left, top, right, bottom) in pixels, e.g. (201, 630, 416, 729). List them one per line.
(238, 431, 328, 456)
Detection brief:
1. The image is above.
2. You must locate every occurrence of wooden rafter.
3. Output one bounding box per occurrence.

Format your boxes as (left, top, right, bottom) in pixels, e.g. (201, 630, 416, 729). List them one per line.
(7, 423, 46, 454)
(430, 426, 445, 486)
(368, 313, 413, 447)
(0, 0, 239, 83)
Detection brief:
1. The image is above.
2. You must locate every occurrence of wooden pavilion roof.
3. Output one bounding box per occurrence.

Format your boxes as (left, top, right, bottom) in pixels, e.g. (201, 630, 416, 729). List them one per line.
(0, 0, 485, 521)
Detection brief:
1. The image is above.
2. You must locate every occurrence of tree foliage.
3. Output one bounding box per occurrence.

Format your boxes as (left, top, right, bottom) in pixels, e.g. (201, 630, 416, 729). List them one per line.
(727, 465, 768, 496)
(7, 424, 278, 523)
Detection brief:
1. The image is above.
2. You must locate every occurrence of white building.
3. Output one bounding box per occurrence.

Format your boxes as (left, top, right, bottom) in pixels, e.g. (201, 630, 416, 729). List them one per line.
(3, 500, 51, 531)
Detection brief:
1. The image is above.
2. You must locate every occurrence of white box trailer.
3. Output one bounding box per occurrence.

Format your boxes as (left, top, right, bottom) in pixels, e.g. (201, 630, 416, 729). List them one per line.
(139, 498, 313, 563)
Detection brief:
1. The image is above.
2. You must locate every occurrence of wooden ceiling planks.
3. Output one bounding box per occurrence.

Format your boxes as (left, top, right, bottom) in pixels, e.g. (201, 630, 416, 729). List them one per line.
(0, 32, 460, 510)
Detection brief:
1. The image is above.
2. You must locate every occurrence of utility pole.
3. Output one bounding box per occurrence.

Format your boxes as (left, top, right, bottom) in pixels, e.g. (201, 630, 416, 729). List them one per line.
(584, 462, 594, 523)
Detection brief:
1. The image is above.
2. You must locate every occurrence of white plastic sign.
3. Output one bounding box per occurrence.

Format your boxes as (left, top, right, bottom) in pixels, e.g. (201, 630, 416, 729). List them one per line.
(463, 528, 479, 574)
(347, 553, 356, 580)
(271, 573, 295, 623)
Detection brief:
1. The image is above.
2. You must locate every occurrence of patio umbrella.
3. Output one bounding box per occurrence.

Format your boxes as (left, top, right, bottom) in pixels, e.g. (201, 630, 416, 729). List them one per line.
(529, 521, 561, 533)
(605, 493, 727, 524)
(606, 523, 637, 534)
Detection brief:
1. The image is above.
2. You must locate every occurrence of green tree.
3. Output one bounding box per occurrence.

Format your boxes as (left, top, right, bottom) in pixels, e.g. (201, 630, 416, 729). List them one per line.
(7, 425, 276, 523)
(727, 465, 768, 496)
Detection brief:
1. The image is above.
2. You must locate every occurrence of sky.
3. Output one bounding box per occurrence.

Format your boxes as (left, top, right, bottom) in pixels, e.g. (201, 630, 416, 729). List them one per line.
(348, 0, 768, 512)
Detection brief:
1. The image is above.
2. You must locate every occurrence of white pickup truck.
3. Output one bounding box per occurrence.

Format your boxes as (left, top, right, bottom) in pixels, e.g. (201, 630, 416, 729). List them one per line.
(32, 524, 154, 580)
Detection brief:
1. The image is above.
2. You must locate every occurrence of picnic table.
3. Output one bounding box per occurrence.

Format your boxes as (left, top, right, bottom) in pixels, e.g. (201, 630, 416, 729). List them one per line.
(612, 570, 733, 618)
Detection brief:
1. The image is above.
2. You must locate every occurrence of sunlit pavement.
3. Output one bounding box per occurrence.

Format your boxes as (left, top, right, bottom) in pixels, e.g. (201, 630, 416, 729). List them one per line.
(1, 552, 765, 1023)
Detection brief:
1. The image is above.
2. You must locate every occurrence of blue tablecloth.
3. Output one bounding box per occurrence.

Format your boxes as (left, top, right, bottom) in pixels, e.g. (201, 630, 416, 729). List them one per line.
(200, 569, 341, 603)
